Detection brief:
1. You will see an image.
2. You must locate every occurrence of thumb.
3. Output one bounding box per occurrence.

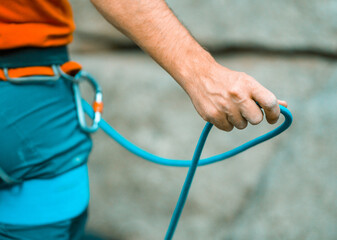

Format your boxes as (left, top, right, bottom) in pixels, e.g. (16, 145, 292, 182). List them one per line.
(278, 100, 288, 108)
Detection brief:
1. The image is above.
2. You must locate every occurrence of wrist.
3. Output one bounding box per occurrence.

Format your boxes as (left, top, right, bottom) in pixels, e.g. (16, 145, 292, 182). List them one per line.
(172, 46, 217, 93)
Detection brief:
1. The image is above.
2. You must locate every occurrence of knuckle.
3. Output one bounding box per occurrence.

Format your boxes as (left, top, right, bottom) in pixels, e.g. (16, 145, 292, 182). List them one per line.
(264, 97, 278, 111)
(229, 87, 245, 101)
(227, 112, 247, 130)
(268, 114, 279, 124)
(223, 124, 234, 132)
(204, 107, 220, 123)
(236, 121, 248, 130)
(242, 74, 257, 88)
(226, 115, 239, 131)
(214, 119, 233, 132)
(250, 113, 263, 125)
(217, 97, 230, 111)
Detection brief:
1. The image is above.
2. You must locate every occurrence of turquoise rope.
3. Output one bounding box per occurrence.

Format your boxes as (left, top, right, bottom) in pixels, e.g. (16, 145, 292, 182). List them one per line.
(164, 122, 212, 240)
(83, 101, 292, 167)
(82, 100, 292, 239)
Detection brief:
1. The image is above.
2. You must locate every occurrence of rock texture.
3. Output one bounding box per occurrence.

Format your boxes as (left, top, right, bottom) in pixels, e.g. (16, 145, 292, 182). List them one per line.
(224, 61, 337, 240)
(71, 51, 337, 240)
(69, 0, 337, 53)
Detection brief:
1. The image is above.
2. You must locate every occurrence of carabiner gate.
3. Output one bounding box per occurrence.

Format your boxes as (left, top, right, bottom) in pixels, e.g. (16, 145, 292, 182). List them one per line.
(73, 70, 103, 133)
(59, 68, 103, 133)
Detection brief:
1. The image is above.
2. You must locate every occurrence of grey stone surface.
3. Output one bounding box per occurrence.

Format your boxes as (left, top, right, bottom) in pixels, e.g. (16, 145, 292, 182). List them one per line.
(69, 0, 134, 51)
(70, 50, 337, 240)
(69, 0, 337, 53)
(225, 69, 337, 240)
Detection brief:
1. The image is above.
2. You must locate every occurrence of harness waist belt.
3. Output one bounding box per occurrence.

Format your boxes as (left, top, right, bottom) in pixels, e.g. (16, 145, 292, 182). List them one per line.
(0, 46, 69, 68)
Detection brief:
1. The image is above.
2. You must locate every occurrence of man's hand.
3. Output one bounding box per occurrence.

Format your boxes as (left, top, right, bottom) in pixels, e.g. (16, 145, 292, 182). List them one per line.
(182, 61, 288, 131)
(91, 0, 287, 131)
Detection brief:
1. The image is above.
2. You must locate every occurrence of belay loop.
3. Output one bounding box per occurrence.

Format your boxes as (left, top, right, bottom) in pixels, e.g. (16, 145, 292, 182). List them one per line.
(59, 68, 103, 133)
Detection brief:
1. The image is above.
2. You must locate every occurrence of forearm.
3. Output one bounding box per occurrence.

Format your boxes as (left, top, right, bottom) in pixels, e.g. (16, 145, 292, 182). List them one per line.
(91, 0, 287, 131)
(90, 0, 215, 91)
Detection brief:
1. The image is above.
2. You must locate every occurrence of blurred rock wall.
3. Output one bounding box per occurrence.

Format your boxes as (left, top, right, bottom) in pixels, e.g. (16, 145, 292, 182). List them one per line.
(68, 1, 337, 240)
(70, 0, 337, 53)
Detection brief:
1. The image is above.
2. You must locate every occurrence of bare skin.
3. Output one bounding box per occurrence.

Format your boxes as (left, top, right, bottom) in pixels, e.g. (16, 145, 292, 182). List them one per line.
(91, 0, 288, 131)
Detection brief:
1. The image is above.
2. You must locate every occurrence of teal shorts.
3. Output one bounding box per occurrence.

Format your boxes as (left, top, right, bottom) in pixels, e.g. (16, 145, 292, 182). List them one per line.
(0, 77, 92, 185)
(0, 71, 93, 238)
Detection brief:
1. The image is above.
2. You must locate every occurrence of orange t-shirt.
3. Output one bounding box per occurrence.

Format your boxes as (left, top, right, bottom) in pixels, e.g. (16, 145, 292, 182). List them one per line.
(0, 0, 75, 49)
